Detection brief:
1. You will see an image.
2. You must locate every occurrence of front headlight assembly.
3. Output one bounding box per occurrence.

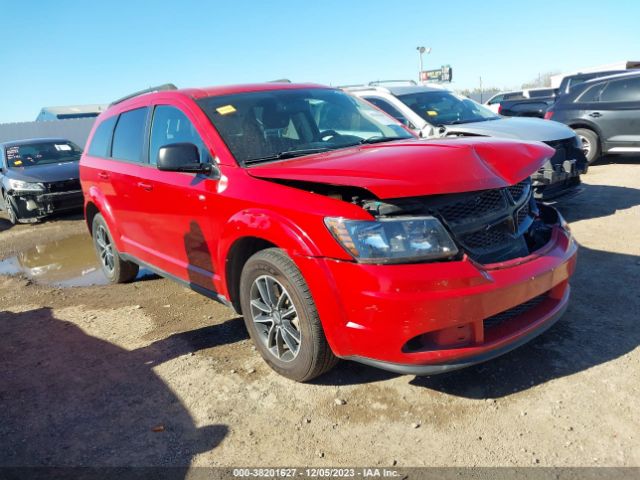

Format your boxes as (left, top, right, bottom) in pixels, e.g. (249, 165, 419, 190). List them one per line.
(8, 179, 45, 192)
(325, 216, 458, 264)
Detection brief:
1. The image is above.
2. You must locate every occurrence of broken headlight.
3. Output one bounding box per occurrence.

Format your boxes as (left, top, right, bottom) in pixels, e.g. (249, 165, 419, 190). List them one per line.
(325, 216, 458, 264)
(8, 179, 45, 192)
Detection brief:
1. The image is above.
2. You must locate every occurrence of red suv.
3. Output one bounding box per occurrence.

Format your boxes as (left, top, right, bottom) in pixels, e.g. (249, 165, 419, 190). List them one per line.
(80, 83, 577, 381)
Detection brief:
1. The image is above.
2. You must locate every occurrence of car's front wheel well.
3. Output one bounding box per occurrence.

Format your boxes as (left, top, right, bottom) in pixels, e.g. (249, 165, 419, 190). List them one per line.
(225, 237, 277, 313)
(570, 123, 599, 139)
(85, 202, 100, 235)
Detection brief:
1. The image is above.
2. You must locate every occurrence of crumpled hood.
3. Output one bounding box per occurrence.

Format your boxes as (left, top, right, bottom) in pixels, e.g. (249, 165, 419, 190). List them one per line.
(248, 138, 555, 199)
(6, 161, 79, 184)
(443, 117, 576, 142)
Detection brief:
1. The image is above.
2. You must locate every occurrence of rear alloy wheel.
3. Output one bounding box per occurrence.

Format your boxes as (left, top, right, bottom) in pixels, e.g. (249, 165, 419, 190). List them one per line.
(239, 248, 338, 382)
(574, 128, 600, 165)
(91, 213, 139, 283)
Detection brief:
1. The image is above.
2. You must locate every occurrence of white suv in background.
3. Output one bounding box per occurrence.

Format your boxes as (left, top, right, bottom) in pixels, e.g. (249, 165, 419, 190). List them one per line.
(343, 82, 587, 199)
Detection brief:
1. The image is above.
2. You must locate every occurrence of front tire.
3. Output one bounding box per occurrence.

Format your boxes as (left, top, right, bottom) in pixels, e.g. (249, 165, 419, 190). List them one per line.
(239, 248, 338, 382)
(575, 128, 600, 165)
(91, 213, 139, 283)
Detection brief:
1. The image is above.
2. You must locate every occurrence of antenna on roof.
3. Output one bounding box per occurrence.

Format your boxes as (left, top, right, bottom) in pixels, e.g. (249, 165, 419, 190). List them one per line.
(110, 83, 178, 106)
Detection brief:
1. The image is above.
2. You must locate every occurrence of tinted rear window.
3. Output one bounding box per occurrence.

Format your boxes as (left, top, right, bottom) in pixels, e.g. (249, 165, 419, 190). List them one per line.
(111, 108, 148, 162)
(87, 116, 117, 157)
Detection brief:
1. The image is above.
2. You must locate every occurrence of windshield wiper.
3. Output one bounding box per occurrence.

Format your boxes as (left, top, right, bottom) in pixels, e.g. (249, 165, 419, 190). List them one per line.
(358, 135, 404, 145)
(244, 148, 331, 165)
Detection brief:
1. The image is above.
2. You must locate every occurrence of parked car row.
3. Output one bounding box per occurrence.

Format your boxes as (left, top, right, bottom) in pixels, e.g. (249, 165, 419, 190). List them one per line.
(487, 71, 640, 164)
(342, 82, 587, 200)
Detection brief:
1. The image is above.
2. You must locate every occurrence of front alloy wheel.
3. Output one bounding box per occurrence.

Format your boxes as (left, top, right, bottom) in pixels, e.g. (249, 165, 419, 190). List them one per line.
(250, 275, 302, 362)
(239, 248, 338, 381)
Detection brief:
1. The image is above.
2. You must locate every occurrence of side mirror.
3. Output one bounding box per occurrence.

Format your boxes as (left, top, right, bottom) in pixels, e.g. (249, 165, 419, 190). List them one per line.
(157, 143, 215, 175)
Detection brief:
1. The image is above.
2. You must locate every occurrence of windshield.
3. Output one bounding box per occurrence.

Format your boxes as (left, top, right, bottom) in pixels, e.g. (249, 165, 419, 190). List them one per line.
(5, 141, 82, 168)
(397, 91, 500, 125)
(196, 88, 413, 165)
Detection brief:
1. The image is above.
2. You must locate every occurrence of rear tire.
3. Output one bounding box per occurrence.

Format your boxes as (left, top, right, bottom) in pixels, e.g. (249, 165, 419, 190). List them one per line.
(239, 248, 338, 382)
(575, 128, 600, 165)
(91, 213, 139, 283)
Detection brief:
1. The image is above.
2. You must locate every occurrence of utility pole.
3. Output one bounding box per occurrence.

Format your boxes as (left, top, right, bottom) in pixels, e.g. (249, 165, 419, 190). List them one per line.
(479, 76, 483, 103)
(416, 46, 431, 83)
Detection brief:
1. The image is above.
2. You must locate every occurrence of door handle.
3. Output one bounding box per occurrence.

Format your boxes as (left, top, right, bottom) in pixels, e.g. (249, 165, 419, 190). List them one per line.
(137, 182, 153, 191)
(589, 112, 602, 118)
(98, 172, 110, 180)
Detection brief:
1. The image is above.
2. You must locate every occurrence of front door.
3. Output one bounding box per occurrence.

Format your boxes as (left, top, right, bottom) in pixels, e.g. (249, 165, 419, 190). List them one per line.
(142, 103, 221, 293)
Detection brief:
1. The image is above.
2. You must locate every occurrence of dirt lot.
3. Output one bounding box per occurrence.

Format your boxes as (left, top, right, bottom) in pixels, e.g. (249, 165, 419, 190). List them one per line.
(1, 159, 639, 468)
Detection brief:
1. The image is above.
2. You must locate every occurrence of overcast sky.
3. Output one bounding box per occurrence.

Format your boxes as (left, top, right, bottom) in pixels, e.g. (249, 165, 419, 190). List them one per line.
(1, 0, 639, 123)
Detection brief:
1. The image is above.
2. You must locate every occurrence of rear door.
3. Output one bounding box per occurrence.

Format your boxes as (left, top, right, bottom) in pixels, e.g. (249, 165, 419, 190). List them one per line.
(106, 107, 154, 260)
(594, 77, 640, 151)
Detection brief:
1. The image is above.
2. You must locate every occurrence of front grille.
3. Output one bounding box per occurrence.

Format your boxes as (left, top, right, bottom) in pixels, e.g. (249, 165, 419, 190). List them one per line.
(462, 228, 510, 249)
(431, 178, 533, 263)
(484, 293, 548, 330)
(384, 177, 536, 264)
(516, 202, 530, 226)
(437, 189, 506, 222)
(47, 179, 81, 193)
(507, 180, 529, 203)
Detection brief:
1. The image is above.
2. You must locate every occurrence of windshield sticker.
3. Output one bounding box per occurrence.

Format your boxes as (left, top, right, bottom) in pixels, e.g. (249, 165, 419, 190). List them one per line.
(54, 144, 72, 151)
(6, 146, 19, 160)
(216, 105, 237, 115)
(426, 110, 438, 116)
(12, 159, 23, 166)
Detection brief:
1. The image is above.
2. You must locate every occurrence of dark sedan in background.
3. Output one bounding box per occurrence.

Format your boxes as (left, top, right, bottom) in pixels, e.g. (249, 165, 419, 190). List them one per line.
(0, 138, 83, 224)
(545, 71, 640, 164)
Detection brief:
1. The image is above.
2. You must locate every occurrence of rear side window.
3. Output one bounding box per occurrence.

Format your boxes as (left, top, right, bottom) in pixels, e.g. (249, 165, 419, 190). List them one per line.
(600, 78, 640, 103)
(576, 83, 607, 103)
(111, 107, 149, 162)
(87, 116, 117, 157)
(365, 97, 406, 120)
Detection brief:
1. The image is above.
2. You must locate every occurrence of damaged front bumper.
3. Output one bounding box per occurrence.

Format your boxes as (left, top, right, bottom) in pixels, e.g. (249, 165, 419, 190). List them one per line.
(533, 139, 589, 200)
(9, 190, 84, 221)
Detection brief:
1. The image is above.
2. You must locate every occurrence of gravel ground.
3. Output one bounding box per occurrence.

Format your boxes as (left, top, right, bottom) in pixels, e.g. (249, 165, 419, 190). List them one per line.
(0, 158, 638, 468)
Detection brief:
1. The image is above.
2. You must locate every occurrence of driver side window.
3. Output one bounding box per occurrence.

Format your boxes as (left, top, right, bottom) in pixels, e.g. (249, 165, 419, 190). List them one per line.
(150, 105, 210, 165)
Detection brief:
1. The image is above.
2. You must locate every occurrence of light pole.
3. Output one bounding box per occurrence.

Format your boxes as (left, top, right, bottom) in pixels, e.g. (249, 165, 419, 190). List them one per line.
(416, 46, 431, 83)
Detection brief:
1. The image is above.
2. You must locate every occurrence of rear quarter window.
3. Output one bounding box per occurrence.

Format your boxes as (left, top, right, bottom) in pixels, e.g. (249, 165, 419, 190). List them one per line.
(87, 116, 117, 157)
(111, 107, 149, 162)
(575, 83, 607, 103)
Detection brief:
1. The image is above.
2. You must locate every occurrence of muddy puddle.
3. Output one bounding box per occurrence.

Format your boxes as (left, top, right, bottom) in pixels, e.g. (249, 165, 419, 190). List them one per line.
(0, 234, 153, 287)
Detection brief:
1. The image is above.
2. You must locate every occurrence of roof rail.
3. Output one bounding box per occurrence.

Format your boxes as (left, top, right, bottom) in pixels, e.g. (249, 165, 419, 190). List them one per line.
(267, 78, 292, 83)
(336, 83, 368, 89)
(368, 80, 417, 86)
(340, 85, 390, 93)
(109, 83, 178, 106)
